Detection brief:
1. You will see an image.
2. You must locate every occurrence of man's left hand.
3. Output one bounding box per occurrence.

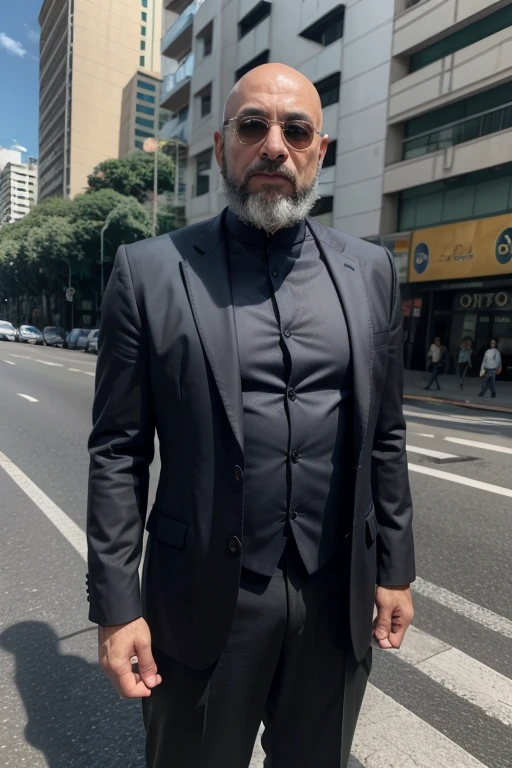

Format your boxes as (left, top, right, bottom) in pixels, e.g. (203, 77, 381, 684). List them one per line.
(373, 585, 414, 649)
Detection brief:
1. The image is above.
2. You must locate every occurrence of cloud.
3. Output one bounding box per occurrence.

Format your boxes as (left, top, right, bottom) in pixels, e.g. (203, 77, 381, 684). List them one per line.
(22, 22, 40, 44)
(0, 32, 27, 57)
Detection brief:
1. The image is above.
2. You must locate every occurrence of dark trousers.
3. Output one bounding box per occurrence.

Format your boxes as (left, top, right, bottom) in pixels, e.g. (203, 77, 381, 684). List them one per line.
(425, 363, 442, 390)
(480, 369, 497, 396)
(142, 542, 371, 768)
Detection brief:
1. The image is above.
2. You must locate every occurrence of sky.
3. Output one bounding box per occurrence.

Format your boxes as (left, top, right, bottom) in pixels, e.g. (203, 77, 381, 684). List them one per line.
(0, 0, 42, 158)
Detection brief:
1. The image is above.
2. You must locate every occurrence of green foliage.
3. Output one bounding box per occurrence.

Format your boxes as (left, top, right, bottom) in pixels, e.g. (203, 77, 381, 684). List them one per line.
(87, 151, 175, 203)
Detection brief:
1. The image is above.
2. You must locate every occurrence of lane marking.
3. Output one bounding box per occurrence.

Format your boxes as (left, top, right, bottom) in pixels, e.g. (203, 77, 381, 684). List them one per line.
(2, 360, 15, 365)
(413, 432, 435, 438)
(413, 577, 512, 639)
(68, 368, 83, 373)
(9, 353, 32, 360)
(351, 684, 488, 768)
(397, 626, 512, 727)
(407, 445, 458, 460)
(0, 450, 86, 560)
(35, 359, 64, 367)
(17, 394, 38, 403)
(404, 409, 512, 428)
(445, 437, 512, 456)
(409, 462, 512, 499)
(68, 367, 95, 377)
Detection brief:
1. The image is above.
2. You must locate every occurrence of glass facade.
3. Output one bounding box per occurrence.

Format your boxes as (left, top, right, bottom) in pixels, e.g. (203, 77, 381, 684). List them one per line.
(136, 116, 154, 128)
(138, 80, 156, 92)
(137, 104, 155, 115)
(138, 92, 155, 104)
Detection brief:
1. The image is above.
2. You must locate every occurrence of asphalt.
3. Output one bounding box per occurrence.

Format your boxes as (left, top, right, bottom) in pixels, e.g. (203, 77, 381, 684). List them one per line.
(0, 340, 511, 767)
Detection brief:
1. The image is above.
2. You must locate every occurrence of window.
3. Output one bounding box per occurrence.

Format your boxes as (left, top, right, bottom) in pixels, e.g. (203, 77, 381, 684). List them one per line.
(315, 73, 340, 109)
(136, 116, 154, 128)
(138, 92, 155, 104)
(197, 21, 213, 59)
(196, 149, 212, 196)
(135, 140, 144, 149)
(197, 84, 212, 119)
(323, 140, 337, 168)
(141, 11, 147, 21)
(140, 55, 145, 66)
(135, 128, 154, 138)
(142, 0, 148, 6)
(140, 40, 146, 51)
(137, 104, 155, 116)
(178, 105, 189, 123)
(138, 79, 156, 92)
(141, 25, 146, 35)
(300, 5, 344, 47)
(239, 1, 271, 39)
(235, 50, 270, 82)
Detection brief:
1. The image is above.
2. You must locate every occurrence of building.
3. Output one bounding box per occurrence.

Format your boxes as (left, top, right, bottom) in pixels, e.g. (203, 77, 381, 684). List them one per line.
(159, 0, 512, 378)
(119, 69, 166, 157)
(38, 0, 162, 201)
(0, 151, 38, 226)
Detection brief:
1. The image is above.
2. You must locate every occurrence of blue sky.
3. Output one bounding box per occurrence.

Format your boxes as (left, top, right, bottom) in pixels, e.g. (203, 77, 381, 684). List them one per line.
(0, 0, 41, 158)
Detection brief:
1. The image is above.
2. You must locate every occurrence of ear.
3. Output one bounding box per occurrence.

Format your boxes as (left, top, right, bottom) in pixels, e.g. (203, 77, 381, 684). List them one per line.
(318, 134, 329, 165)
(214, 130, 224, 168)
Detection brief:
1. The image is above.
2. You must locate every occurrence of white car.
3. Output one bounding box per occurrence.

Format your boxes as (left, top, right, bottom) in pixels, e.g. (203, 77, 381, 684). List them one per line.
(0, 321, 17, 342)
(19, 325, 44, 345)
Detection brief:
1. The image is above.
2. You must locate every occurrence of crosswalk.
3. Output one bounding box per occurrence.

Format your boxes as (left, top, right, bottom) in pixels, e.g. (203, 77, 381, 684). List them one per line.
(250, 427, 512, 767)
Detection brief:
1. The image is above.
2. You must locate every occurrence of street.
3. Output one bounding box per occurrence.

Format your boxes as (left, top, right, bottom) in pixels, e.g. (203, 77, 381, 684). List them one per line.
(0, 342, 511, 768)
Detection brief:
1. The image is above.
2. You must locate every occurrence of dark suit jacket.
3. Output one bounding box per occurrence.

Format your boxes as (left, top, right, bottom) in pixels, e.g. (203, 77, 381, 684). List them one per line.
(86, 210, 415, 670)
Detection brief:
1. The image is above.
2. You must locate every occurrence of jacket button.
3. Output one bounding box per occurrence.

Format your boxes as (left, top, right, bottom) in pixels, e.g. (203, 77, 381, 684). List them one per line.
(227, 536, 241, 554)
(234, 465, 243, 482)
(291, 450, 300, 464)
(287, 387, 296, 401)
(290, 510, 297, 520)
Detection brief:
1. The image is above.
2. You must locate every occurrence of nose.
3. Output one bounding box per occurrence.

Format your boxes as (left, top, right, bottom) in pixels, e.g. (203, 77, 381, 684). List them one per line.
(259, 123, 289, 163)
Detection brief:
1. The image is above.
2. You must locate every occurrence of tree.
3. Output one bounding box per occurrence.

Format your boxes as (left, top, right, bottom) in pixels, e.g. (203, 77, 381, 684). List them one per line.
(87, 151, 176, 203)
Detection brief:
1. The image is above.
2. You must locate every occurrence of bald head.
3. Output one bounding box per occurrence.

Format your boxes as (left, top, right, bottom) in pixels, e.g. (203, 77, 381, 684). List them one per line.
(224, 63, 323, 130)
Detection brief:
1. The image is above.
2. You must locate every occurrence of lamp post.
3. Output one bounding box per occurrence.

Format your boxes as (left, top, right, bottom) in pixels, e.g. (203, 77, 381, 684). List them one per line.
(143, 137, 188, 235)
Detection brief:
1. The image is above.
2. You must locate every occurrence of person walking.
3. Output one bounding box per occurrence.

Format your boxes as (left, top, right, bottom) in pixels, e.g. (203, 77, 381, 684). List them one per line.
(425, 336, 446, 391)
(86, 63, 415, 768)
(479, 339, 502, 398)
(458, 339, 473, 390)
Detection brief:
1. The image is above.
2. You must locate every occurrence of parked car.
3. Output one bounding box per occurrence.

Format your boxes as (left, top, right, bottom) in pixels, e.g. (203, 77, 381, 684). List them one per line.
(19, 325, 44, 344)
(43, 326, 67, 347)
(65, 328, 90, 350)
(0, 321, 17, 342)
(85, 329, 99, 354)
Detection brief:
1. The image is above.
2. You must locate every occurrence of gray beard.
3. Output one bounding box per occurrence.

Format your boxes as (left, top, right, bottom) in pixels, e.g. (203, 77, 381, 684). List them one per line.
(219, 162, 320, 233)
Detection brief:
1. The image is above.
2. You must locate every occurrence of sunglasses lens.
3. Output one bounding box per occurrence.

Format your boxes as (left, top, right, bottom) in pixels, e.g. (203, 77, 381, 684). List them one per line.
(237, 117, 269, 144)
(283, 121, 314, 149)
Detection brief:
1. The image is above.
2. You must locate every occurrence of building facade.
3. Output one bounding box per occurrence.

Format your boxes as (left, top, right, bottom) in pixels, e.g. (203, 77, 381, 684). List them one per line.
(159, 0, 512, 376)
(119, 69, 166, 157)
(38, 0, 163, 201)
(0, 152, 38, 226)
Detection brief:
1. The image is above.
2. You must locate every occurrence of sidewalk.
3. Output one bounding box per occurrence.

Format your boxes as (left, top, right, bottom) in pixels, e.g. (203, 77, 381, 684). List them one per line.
(403, 369, 512, 414)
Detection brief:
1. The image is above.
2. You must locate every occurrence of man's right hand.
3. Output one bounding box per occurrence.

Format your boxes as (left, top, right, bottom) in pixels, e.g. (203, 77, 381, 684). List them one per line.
(99, 617, 162, 698)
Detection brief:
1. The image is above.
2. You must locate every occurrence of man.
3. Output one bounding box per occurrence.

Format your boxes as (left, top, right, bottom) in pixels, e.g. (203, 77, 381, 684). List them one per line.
(425, 336, 445, 391)
(87, 64, 415, 767)
(479, 338, 502, 398)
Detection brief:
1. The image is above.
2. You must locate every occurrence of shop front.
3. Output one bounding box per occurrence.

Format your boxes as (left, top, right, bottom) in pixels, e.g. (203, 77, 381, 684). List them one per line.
(402, 213, 512, 377)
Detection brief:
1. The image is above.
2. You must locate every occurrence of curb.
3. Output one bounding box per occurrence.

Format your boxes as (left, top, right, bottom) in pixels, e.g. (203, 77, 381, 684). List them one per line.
(404, 393, 512, 415)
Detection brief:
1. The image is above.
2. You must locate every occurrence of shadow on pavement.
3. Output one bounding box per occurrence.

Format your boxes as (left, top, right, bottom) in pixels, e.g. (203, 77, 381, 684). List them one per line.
(0, 621, 145, 767)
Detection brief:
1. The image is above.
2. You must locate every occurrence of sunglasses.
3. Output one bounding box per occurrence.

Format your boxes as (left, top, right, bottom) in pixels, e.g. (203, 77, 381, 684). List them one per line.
(223, 115, 322, 151)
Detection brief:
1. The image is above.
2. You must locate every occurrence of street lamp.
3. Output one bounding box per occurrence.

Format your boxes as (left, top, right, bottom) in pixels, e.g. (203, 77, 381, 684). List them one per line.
(143, 137, 187, 236)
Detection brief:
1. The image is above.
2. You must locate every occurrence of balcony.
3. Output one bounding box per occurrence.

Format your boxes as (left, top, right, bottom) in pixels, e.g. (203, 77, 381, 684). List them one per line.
(165, 0, 194, 13)
(403, 102, 512, 161)
(161, 53, 194, 112)
(160, 113, 190, 144)
(162, 1, 198, 60)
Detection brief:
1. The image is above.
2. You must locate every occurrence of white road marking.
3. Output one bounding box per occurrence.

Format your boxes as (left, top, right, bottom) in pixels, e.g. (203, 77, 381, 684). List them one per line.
(350, 685, 489, 768)
(413, 577, 512, 639)
(407, 445, 458, 460)
(17, 394, 38, 403)
(9, 353, 32, 360)
(396, 626, 512, 726)
(413, 432, 435, 438)
(68, 367, 95, 376)
(445, 437, 512, 455)
(2, 360, 15, 365)
(404, 409, 511, 428)
(83, 371, 95, 376)
(35, 359, 64, 367)
(408, 462, 512, 499)
(0, 451, 87, 560)
(68, 367, 83, 373)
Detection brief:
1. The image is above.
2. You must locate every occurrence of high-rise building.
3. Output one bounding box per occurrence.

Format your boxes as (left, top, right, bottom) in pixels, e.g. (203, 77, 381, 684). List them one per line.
(119, 70, 165, 157)
(0, 153, 38, 226)
(160, 0, 512, 374)
(38, 0, 162, 201)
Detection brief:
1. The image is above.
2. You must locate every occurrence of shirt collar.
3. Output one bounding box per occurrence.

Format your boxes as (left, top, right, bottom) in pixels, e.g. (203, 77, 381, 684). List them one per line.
(225, 209, 307, 251)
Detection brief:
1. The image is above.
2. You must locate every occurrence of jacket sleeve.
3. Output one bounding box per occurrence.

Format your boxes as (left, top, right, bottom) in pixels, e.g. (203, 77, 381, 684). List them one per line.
(371, 251, 415, 587)
(87, 245, 155, 626)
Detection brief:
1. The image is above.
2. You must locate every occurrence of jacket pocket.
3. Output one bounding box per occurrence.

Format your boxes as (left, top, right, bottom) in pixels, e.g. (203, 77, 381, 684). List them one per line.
(146, 508, 188, 550)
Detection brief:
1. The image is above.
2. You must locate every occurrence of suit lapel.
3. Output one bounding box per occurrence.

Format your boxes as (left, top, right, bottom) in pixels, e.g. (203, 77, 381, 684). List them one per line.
(179, 212, 244, 452)
(307, 218, 373, 462)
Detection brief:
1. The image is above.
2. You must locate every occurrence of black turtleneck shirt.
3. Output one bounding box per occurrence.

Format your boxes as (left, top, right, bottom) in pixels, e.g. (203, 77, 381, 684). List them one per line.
(225, 210, 354, 577)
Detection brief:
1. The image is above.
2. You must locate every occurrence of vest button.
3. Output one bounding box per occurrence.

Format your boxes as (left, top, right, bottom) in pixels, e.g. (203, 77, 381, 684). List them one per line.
(227, 536, 241, 554)
(287, 387, 296, 401)
(291, 450, 300, 464)
(283, 329, 291, 338)
(290, 510, 298, 520)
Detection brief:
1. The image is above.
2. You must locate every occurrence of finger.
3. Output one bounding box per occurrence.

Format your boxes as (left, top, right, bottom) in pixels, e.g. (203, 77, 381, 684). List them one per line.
(116, 668, 154, 698)
(373, 610, 393, 648)
(135, 638, 160, 689)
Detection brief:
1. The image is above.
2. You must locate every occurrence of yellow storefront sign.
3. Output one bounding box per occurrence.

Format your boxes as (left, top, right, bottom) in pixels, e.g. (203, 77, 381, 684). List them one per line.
(409, 213, 512, 283)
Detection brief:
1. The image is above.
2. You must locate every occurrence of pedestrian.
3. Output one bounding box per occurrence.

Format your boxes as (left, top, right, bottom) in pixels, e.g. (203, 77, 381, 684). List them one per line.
(458, 339, 473, 390)
(479, 338, 502, 399)
(425, 336, 446, 391)
(87, 63, 415, 768)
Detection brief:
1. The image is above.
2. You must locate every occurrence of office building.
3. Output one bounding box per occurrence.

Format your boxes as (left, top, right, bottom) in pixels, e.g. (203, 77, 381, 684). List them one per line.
(0, 151, 38, 225)
(119, 69, 166, 157)
(160, 0, 512, 375)
(38, 0, 162, 201)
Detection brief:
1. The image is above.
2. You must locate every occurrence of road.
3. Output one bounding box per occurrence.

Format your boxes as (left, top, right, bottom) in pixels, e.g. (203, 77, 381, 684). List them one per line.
(0, 340, 511, 768)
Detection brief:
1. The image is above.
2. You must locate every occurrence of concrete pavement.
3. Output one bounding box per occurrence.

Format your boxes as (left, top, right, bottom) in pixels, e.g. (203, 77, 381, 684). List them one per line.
(0, 341, 511, 767)
(404, 369, 512, 412)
